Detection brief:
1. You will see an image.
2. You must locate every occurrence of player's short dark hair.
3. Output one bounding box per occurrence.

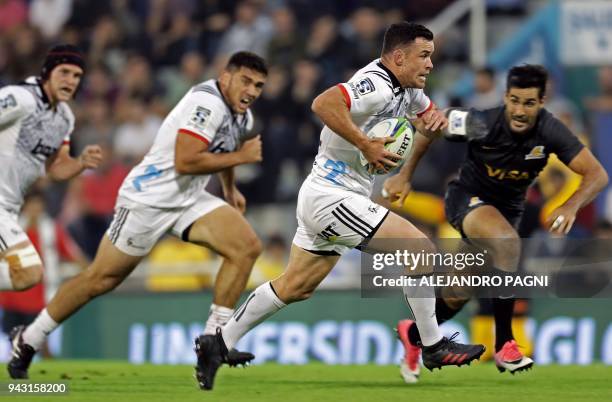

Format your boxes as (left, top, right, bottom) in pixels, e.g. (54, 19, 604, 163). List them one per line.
(381, 22, 434, 55)
(226, 51, 268, 76)
(506, 64, 548, 98)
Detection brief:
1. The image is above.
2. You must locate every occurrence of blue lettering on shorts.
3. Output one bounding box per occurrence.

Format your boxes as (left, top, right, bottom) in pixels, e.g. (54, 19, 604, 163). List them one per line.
(133, 165, 162, 191)
(324, 159, 347, 185)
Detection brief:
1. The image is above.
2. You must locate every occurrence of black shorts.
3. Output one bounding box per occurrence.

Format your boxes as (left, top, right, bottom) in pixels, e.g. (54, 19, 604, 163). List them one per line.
(1, 310, 38, 335)
(444, 181, 523, 238)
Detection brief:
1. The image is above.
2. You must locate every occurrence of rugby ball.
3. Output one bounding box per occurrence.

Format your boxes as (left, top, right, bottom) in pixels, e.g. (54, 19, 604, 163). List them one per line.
(359, 117, 414, 174)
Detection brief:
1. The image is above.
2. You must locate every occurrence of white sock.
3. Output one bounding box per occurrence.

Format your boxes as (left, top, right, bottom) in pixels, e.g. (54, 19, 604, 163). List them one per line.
(403, 280, 442, 347)
(203, 304, 234, 335)
(22, 308, 58, 350)
(221, 281, 286, 350)
(0, 260, 13, 290)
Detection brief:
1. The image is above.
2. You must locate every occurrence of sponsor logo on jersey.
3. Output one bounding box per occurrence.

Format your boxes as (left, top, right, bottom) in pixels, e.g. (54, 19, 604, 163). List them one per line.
(347, 83, 360, 99)
(468, 196, 483, 207)
(368, 204, 380, 214)
(318, 223, 340, 241)
(127, 237, 146, 250)
(31, 138, 59, 157)
(525, 145, 546, 160)
(449, 111, 467, 134)
(0, 94, 17, 110)
(188, 106, 211, 130)
(485, 164, 530, 181)
(355, 78, 375, 95)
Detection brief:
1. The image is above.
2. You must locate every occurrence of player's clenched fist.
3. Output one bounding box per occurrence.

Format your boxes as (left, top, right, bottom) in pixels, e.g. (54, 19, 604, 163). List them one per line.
(78, 145, 103, 169)
(239, 134, 263, 163)
(360, 136, 400, 173)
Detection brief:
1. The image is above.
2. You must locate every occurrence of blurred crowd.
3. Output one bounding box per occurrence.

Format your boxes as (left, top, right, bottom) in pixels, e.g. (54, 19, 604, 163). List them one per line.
(0, 0, 474, 255)
(1, 0, 611, 260)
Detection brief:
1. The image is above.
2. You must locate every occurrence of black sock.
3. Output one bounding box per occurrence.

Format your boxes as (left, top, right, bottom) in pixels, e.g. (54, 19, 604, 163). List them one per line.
(435, 297, 461, 324)
(407, 320, 421, 345)
(493, 297, 515, 352)
(407, 298, 462, 345)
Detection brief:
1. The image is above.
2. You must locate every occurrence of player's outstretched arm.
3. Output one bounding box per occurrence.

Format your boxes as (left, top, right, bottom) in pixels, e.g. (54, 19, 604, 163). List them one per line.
(46, 144, 102, 181)
(440, 108, 489, 142)
(411, 107, 448, 138)
(312, 85, 400, 172)
(547, 148, 609, 234)
(175, 132, 262, 175)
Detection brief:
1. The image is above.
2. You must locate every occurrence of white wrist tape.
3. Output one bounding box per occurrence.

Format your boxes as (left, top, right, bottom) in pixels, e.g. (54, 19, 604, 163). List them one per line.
(0, 260, 12, 289)
(447, 110, 469, 136)
(6, 245, 43, 269)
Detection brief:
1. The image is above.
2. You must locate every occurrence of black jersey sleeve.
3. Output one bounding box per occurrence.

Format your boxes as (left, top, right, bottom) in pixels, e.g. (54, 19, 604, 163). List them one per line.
(542, 111, 584, 165)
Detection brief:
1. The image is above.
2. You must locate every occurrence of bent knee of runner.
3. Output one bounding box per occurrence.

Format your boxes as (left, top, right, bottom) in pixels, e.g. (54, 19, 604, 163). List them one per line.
(242, 234, 263, 261)
(5, 245, 44, 290)
(485, 232, 521, 272)
(227, 233, 263, 267)
(273, 275, 315, 303)
(84, 270, 125, 298)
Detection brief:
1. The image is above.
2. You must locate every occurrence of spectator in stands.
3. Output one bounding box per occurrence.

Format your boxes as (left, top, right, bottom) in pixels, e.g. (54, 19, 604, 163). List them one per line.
(72, 97, 117, 155)
(113, 95, 162, 165)
(342, 7, 384, 73)
(4, 25, 44, 80)
(160, 51, 209, 109)
(266, 6, 305, 69)
(29, 0, 72, 40)
(304, 15, 347, 87)
(80, 63, 120, 105)
(0, 0, 28, 35)
(545, 78, 585, 135)
(87, 16, 124, 67)
(215, 1, 273, 63)
(466, 67, 502, 109)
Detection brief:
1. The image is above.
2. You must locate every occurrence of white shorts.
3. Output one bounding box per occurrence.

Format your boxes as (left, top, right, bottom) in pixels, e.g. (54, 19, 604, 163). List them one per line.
(292, 178, 389, 255)
(107, 191, 227, 256)
(0, 208, 29, 253)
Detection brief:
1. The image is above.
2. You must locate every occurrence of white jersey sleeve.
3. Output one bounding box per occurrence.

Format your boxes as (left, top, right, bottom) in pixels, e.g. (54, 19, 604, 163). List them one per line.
(0, 86, 37, 127)
(60, 104, 75, 145)
(337, 73, 394, 116)
(405, 88, 433, 119)
(177, 92, 225, 145)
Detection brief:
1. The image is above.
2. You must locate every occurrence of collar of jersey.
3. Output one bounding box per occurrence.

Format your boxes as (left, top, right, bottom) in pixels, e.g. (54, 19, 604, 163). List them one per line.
(376, 61, 403, 95)
(19, 76, 52, 109)
(35, 77, 52, 108)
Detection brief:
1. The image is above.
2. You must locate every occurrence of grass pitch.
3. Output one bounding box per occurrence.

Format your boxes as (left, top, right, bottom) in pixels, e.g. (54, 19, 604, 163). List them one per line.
(2, 360, 611, 402)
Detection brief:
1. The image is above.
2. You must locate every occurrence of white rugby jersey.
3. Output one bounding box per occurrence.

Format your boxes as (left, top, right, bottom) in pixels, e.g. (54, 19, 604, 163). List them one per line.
(119, 79, 253, 208)
(310, 59, 433, 196)
(0, 77, 73, 213)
